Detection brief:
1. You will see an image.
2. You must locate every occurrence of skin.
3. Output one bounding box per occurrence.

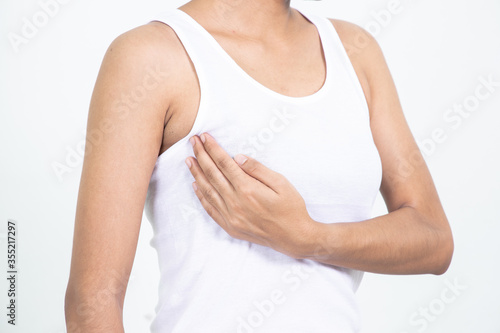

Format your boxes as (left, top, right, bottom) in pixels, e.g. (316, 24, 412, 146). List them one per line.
(65, 0, 454, 331)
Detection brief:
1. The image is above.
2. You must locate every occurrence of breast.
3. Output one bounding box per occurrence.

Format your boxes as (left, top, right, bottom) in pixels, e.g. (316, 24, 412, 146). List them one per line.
(146, 76, 382, 230)
(203, 100, 382, 213)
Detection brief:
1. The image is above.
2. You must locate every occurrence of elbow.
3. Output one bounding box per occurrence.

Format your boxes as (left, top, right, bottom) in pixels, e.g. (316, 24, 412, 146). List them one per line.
(431, 226, 454, 275)
(64, 284, 85, 325)
(64, 285, 81, 330)
(64, 283, 76, 314)
(64, 280, 126, 329)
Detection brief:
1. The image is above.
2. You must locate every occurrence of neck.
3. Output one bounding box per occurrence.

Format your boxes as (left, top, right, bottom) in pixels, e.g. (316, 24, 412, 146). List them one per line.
(179, 0, 297, 39)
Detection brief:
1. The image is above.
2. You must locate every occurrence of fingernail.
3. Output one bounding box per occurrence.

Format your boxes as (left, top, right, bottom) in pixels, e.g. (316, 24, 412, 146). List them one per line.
(189, 136, 196, 147)
(192, 182, 198, 191)
(200, 133, 206, 143)
(234, 154, 248, 165)
(185, 158, 192, 168)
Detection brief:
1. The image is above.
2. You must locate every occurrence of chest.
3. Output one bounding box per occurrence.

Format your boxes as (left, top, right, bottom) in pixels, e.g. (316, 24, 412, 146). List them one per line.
(160, 33, 333, 155)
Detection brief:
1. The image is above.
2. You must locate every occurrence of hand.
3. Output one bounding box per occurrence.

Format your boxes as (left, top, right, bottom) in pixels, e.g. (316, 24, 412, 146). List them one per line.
(185, 132, 319, 258)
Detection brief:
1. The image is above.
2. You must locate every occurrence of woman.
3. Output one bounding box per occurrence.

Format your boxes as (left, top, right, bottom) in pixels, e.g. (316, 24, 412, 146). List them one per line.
(64, 0, 454, 332)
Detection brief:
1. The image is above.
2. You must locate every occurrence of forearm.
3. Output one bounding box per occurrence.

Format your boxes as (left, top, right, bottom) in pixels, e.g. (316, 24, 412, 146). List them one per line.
(65, 289, 125, 333)
(299, 206, 453, 275)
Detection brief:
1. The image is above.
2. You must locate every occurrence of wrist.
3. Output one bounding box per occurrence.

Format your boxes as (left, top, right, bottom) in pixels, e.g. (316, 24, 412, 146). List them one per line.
(292, 218, 329, 260)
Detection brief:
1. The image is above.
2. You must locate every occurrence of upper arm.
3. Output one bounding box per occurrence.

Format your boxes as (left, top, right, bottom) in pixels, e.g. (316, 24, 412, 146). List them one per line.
(66, 24, 177, 310)
(329, 19, 450, 228)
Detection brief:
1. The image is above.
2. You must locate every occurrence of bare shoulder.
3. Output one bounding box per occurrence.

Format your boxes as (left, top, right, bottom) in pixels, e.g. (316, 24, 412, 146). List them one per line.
(326, 18, 389, 111)
(108, 21, 185, 63)
(101, 21, 191, 107)
(326, 18, 383, 65)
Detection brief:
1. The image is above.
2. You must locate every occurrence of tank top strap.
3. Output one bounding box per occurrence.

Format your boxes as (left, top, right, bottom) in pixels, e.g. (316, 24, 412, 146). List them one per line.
(151, 7, 364, 105)
(150, 9, 220, 96)
(293, 7, 340, 68)
(296, 7, 371, 114)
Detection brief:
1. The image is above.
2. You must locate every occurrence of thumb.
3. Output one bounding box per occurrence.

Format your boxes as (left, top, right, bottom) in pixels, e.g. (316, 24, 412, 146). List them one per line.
(234, 154, 282, 187)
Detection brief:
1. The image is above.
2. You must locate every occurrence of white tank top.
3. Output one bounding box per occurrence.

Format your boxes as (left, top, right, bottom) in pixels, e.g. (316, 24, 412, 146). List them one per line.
(145, 7, 382, 333)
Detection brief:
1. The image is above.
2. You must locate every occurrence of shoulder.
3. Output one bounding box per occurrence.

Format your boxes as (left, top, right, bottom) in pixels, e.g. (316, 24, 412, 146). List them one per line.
(106, 21, 185, 63)
(99, 21, 191, 104)
(326, 18, 390, 111)
(326, 18, 385, 67)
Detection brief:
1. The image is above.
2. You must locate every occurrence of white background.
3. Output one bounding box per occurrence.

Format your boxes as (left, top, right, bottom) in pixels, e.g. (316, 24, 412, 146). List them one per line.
(1, 0, 499, 332)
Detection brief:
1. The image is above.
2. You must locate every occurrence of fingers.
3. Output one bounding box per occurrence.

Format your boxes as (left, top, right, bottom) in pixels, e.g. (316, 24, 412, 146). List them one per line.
(188, 134, 235, 197)
(186, 132, 283, 203)
(191, 181, 226, 227)
(234, 154, 286, 194)
(185, 155, 229, 216)
(192, 178, 266, 247)
(197, 133, 249, 188)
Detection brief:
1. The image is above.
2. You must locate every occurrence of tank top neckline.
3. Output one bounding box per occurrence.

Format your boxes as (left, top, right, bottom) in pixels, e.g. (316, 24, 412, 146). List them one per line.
(174, 7, 333, 103)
